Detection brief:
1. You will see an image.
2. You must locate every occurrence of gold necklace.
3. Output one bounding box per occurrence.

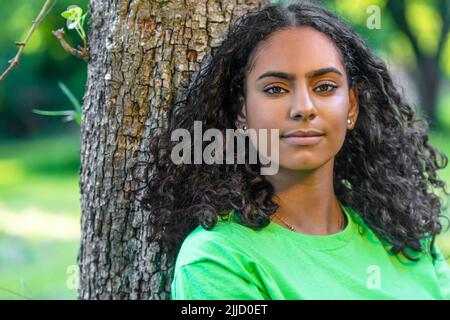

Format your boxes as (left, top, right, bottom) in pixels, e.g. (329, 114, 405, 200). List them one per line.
(272, 208, 347, 233)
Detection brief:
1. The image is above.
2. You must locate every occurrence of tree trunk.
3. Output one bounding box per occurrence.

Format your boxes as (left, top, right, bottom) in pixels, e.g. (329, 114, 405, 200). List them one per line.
(78, 0, 268, 300)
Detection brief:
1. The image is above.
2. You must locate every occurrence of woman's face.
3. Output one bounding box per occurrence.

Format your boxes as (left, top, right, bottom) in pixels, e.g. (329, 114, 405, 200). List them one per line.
(241, 26, 358, 171)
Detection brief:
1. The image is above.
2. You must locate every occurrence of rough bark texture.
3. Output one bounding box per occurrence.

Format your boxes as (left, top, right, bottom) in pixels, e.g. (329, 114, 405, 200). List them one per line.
(79, 0, 269, 300)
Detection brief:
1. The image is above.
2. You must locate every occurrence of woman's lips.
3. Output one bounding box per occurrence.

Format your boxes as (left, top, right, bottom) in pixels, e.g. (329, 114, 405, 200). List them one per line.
(281, 135, 324, 146)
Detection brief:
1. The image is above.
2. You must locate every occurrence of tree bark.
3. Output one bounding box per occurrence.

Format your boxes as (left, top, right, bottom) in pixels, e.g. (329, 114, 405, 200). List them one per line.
(78, 0, 268, 300)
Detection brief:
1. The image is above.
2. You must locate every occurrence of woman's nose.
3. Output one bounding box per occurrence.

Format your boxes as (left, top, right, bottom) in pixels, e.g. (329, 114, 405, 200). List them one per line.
(288, 87, 316, 121)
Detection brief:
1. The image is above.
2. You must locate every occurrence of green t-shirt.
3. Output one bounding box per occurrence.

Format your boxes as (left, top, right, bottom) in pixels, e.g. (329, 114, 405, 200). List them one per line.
(171, 203, 450, 299)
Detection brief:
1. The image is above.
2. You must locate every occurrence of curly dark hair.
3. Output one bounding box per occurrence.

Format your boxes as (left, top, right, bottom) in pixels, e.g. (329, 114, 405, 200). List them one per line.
(135, 1, 449, 262)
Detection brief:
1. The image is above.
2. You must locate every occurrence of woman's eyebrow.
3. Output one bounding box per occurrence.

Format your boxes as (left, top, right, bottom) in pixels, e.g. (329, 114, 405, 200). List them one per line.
(256, 67, 343, 81)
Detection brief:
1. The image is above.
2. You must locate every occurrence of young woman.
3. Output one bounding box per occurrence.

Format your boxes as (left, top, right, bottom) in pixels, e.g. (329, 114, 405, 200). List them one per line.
(138, 2, 450, 299)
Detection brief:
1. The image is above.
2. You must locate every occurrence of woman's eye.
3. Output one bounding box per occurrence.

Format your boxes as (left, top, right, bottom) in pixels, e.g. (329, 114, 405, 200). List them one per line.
(314, 83, 338, 93)
(263, 86, 287, 95)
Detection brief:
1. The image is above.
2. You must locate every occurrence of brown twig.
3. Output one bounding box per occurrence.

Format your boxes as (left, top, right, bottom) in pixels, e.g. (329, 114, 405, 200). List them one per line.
(0, 0, 54, 82)
(52, 28, 90, 62)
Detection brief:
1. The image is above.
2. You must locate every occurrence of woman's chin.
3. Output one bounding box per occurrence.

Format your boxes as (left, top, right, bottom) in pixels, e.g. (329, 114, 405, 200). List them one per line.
(278, 160, 323, 171)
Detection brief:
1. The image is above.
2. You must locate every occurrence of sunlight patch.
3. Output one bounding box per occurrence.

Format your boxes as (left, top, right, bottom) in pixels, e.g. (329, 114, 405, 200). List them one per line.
(0, 205, 80, 240)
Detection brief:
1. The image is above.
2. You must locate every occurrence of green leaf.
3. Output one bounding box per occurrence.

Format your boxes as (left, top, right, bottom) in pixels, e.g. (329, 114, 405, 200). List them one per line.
(58, 81, 81, 114)
(61, 5, 83, 22)
(74, 113, 82, 125)
(66, 19, 78, 30)
(32, 109, 81, 124)
(80, 12, 88, 29)
(32, 109, 75, 116)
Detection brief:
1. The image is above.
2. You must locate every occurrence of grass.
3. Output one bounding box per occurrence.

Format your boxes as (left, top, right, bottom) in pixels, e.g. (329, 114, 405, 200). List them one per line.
(0, 133, 80, 299)
(0, 234, 79, 299)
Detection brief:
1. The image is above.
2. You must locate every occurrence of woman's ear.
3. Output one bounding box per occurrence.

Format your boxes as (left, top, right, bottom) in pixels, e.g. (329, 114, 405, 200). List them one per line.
(235, 95, 248, 128)
(347, 87, 359, 130)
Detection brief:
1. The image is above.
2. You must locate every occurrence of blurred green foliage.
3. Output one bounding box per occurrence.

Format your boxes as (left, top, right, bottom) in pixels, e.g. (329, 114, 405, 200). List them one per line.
(0, 0, 87, 139)
(0, 133, 80, 299)
(0, 0, 85, 299)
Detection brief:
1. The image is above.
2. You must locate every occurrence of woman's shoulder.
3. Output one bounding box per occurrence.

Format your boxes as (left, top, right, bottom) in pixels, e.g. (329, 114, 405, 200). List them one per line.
(173, 210, 261, 269)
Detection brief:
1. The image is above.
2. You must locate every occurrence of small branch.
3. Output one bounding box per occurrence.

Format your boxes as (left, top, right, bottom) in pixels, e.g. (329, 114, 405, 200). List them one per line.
(52, 28, 90, 62)
(0, 0, 54, 82)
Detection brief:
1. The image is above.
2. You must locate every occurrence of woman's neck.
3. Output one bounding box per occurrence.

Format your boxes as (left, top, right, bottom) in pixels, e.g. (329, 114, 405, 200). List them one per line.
(266, 159, 344, 235)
